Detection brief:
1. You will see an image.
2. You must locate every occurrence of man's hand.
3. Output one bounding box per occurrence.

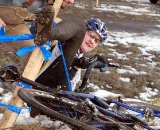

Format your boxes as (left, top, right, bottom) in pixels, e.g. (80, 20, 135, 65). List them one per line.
(0, 18, 6, 29)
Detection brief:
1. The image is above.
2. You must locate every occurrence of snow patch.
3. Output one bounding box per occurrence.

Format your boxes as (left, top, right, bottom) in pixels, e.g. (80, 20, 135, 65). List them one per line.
(119, 77, 130, 82)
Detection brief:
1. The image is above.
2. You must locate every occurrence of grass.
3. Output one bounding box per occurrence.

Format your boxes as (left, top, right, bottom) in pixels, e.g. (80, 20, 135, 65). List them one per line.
(85, 41, 160, 98)
(153, 98, 160, 106)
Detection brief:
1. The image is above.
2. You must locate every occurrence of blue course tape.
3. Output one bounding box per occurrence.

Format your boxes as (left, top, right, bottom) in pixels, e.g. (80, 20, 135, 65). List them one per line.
(0, 102, 31, 114)
(40, 46, 52, 61)
(0, 26, 52, 61)
(18, 82, 32, 89)
(0, 33, 34, 42)
(16, 45, 52, 61)
(0, 26, 5, 35)
(16, 45, 37, 57)
(58, 42, 72, 92)
(0, 102, 21, 114)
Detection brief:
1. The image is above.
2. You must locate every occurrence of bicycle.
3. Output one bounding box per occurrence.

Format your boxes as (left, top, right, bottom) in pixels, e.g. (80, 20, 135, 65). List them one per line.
(0, 59, 160, 130)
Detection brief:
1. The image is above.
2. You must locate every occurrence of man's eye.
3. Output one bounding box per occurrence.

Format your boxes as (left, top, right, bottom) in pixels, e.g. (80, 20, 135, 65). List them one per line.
(90, 34, 95, 39)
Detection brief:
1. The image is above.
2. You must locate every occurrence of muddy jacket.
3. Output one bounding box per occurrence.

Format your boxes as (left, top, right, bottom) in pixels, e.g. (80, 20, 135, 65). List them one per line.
(35, 19, 87, 91)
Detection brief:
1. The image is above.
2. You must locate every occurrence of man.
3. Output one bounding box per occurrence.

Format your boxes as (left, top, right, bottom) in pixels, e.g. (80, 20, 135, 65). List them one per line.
(36, 18, 109, 91)
(0, 0, 75, 70)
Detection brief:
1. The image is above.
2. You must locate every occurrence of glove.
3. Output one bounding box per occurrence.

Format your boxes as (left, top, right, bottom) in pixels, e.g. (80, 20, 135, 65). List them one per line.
(90, 54, 109, 72)
(0, 6, 35, 24)
(34, 5, 55, 45)
(72, 55, 109, 71)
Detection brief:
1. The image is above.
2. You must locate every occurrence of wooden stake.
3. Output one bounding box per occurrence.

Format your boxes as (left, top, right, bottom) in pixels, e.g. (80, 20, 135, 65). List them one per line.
(0, 0, 63, 129)
(96, 0, 99, 7)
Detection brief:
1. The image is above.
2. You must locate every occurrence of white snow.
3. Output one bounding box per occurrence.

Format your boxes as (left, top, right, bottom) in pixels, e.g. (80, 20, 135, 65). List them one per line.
(119, 77, 131, 82)
(0, 87, 3, 93)
(139, 87, 158, 101)
(107, 31, 160, 52)
(16, 109, 72, 130)
(91, 89, 124, 99)
(117, 68, 147, 75)
(1, 92, 12, 103)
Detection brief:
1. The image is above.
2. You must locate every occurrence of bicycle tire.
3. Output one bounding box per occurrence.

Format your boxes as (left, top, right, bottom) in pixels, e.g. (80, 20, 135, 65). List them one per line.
(18, 88, 127, 130)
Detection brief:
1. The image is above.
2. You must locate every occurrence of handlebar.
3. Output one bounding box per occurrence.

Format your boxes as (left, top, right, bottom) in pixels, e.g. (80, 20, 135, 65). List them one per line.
(76, 55, 119, 92)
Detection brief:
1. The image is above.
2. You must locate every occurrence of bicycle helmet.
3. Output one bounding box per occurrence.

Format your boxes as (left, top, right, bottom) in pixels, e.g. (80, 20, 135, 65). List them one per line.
(85, 18, 109, 44)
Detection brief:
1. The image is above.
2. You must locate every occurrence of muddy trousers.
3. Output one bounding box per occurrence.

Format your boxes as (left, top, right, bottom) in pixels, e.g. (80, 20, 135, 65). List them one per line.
(5, 24, 34, 70)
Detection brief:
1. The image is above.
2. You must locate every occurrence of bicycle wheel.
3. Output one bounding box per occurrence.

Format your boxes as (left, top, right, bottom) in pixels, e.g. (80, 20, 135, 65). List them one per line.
(18, 88, 125, 130)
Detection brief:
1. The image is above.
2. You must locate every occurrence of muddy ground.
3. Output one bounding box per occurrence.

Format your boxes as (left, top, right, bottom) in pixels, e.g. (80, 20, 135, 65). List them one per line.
(0, 0, 160, 129)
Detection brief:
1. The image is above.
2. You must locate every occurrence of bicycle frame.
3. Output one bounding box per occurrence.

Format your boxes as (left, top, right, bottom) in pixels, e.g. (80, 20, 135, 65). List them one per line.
(59, 91, 158, 130)
(15, 75, 160, 130)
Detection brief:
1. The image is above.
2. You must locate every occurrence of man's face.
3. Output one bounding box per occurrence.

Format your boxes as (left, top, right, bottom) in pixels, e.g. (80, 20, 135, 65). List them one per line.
(61, 0, 75, 9)
(80, 30, 101, 53)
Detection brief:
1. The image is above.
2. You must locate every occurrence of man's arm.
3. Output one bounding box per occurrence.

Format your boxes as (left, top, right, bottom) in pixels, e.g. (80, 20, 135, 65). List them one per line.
(50, 20, 86, 42)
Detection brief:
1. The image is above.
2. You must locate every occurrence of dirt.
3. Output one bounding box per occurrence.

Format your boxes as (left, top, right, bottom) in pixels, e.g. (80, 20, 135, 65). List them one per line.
(59, 0, 160, 33)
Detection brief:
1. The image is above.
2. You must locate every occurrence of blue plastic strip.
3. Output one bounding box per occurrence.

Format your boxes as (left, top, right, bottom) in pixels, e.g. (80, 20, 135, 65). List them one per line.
(16, 45, 37, 57)
(135, 113, 144, 118)
(16, 45, 52, 61)
(0, 27, 52, 61)
(52, 21, 57, 27)
(18, 82, 32, 89)
(0, 34, 34, 42)
(22, 107, 31, 111)
(46, 41, 52, 47)
(0, 26, 5, 35)
(0, 102, 21, 114)
(40, 46, 52, 61)
(58, 42, 72, 92)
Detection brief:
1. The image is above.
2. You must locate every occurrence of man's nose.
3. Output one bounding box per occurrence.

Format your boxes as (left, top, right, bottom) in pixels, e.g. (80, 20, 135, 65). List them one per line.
(92, 37, 97, 43)
(90, 38, 95, 46)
